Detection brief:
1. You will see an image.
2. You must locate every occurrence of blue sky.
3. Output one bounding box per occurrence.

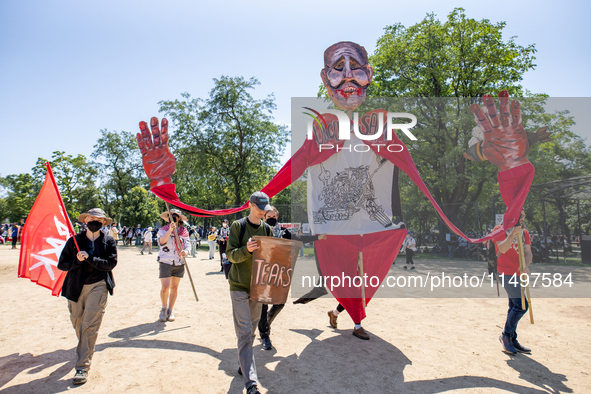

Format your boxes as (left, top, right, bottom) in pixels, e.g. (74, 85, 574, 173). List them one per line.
(1, 0, 590, 177)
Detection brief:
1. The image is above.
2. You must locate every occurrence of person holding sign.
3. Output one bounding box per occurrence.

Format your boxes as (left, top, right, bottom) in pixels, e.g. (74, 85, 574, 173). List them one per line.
(493, 210, 532, 355)
(257, 206, 327, 350)
(226, 191, 273, 394)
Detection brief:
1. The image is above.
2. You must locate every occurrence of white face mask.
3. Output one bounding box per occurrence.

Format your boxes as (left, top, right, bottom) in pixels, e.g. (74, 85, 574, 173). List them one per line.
(223, 224, 227, 227)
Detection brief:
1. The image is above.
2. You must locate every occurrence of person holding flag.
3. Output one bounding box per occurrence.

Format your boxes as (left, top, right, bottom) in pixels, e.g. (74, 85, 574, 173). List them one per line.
(57, 208, 118, 385)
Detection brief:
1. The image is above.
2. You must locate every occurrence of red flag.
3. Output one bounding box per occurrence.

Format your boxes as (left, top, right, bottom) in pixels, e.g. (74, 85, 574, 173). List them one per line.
(18, 162, 77, 296)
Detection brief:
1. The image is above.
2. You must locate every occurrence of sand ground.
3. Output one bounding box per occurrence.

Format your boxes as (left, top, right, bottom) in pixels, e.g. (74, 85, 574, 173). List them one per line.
(1, 244, 590, 394)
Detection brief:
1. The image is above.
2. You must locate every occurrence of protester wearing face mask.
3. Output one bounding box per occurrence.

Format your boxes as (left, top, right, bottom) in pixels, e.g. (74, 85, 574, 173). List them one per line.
(257, 206, 327, 350)
(156, 209, 191, 322)
(58, 208, 118, 385)
(217, 219, 230, 271)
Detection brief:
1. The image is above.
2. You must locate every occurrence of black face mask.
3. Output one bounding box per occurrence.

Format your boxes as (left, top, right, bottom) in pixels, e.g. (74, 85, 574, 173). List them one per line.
(266, 218, 277, 226)
(172, 214, 180, 222)
(87, 221, 103, 232)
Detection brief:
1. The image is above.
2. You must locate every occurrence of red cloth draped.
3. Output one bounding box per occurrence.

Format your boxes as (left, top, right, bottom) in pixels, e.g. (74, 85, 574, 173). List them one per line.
(315, 229, 407, 323)
(152, 109, 532, 243)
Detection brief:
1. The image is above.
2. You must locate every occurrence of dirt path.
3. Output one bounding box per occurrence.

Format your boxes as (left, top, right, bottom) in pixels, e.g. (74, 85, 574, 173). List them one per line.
(1, 244, 590, 393)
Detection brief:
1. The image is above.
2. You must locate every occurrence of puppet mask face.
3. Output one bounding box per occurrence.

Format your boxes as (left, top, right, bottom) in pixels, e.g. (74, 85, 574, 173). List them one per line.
(321, 42, 373, 112)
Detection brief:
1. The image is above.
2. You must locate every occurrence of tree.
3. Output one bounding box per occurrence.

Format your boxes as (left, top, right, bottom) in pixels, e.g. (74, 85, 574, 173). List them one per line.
(91, 129, 148, 217)
(32, 151, 101, 220)
(365, 8, 538, 227)
(159, 76, 290, 210)
(120, 186, 161, 227)
(369, 8, 537, 98)
(3, 173, 40, 222)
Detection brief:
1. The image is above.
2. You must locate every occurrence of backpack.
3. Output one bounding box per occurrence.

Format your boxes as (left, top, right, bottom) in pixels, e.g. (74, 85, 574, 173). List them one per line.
(238, 217, 271, 244)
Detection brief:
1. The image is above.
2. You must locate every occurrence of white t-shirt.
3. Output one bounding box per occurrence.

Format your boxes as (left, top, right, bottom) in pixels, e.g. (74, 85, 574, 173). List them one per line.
(402, 236, 417, 252)
(307, 134, 398, 236)
(143, 230, 152, 243)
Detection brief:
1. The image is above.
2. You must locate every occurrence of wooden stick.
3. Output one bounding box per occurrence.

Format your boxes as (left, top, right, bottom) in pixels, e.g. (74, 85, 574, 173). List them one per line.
(165, 202, 199, 302)
(516, 230, 533, 324)
(359, 251, 366, 309)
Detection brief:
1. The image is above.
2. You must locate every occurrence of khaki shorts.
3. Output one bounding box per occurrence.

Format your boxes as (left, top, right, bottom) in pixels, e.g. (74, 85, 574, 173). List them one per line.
(159, 263, 185, 278)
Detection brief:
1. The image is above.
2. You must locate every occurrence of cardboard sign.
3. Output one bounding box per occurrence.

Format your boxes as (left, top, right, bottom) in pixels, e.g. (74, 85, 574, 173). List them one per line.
(250, 236, 303, 304)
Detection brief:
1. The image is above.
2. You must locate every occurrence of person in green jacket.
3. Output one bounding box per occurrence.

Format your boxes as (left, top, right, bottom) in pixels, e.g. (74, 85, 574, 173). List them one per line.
(225, 191, 272, 394)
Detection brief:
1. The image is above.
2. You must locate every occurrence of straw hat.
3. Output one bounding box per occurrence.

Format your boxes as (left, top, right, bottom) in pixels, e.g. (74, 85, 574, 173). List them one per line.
(78, 208, 113, 226)
(160, 208, 188, 222)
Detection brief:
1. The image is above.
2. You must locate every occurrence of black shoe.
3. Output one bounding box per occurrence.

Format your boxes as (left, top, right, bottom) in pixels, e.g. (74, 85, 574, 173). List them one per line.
(403, 265, 408, 270)
(511, 334, 531, 354)
(247, 384, 261, 394)
(262, 336, 273, 350)
(499, 333, 517, 355)
(238, 367, 242, 376)
(410, 266, 416, 270)
(72, 370, 88, 385)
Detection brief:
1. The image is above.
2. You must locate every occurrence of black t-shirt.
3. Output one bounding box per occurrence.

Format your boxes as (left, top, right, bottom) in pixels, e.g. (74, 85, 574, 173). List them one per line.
(83, 235, 107, 285)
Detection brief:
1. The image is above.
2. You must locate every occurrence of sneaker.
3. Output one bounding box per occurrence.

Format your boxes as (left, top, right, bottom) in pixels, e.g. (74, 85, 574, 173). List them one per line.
(499, 333, 517, 355)
(353, 326, 370, 340)
(511, 334, 531, 354)
(247, 384, 261, 394)
(148, 252, 153, 254)
(159, 307, 167, 322)
(167, 308, 175, 321)
(141, 251, 144, 255)
(72, 370, 88, 385)
(328, 310, 338, 329)
(403, 265, 408, 270)
(410, 266, 416, 270)
(261, 336, 273, 350)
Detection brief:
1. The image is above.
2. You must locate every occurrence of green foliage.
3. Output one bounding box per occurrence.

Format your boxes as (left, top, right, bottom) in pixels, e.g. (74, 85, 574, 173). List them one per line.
(120, 186, 161, 227)
(159, 76, 290, 208)
(3, 173, 39, 222)
(32, 151, 101, 221)
(369, 8, 537, 98)
(91, 129, 148, 217)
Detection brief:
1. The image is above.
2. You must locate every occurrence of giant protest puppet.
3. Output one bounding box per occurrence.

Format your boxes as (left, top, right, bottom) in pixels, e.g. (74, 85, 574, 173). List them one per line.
(136, 41, 550, 341)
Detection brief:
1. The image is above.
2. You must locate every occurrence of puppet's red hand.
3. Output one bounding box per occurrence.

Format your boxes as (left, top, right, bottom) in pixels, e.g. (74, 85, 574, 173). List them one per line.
(470, 91, 530, 171)
(137, 117, 177, 189)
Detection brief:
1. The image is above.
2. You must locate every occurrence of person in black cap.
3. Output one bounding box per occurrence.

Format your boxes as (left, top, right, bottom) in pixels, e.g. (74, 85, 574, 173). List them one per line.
(225, 191, 273, 394)
(58, 208, 117, 385)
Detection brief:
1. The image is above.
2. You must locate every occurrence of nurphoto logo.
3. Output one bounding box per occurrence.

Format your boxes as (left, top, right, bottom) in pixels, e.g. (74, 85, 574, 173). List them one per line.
(303, 108, 418, 152)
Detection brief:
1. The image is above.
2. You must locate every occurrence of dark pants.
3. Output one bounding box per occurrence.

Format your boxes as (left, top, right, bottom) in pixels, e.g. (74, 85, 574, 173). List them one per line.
(500, 273, 529, 336)
(406, 249, 415, 265)
(258, 304, 285, 338)
(218, 240, 227, 266)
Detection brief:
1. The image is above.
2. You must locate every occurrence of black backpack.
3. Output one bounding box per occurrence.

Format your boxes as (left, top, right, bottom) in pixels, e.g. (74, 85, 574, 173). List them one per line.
(238, 217, 271, 243)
